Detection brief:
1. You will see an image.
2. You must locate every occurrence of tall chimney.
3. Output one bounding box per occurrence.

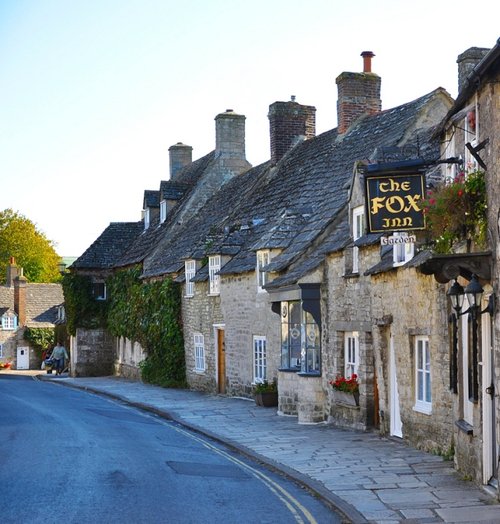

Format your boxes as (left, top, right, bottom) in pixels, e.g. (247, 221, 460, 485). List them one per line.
(456, 47, 489, 93)
(169, 142, 193, 180)
(6, 256, 19, 287)
(268, 98, 316, 164)
(336, 51, 381, 134)
(14, 269, 27, 326)
(215, 109, 246, 159)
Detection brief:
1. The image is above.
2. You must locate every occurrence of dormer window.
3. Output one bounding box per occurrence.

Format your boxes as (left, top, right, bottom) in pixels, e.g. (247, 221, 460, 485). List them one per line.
(392, 232, 415, 266)
(352, 206, 364, 273)
(144, 208, 150, 230)
(256, 250, 270, 292)
(208, 255, 221, 295)
(1, 314, 17, 331)
(185, 260, 196, 297)
(160, 200, 167, 224)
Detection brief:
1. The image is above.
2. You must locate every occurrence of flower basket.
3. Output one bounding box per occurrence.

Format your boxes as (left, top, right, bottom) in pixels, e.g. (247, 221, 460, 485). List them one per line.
(0, 362, 12, 370)
(330, 373, 359, 407)
(254, 379, 278, 407)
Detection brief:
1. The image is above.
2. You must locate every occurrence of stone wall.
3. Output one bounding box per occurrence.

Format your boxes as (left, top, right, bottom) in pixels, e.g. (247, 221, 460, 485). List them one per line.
(71, 328, 114, 376)
(114, 336, 145, 380)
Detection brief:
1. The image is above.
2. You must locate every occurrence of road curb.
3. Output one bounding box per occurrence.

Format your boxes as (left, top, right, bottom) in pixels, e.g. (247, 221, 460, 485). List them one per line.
(37, 375, 367, 523)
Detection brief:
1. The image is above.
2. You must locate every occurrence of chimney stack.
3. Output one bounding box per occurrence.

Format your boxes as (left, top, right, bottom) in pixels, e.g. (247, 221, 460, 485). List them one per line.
(14, 269, 27, 327)
(215, 110, 247, 159)
(336, 51, 381, 134)
(6, 256, 19, 287)
(456, 47, 489, 93)
(168, 142, 193, 180)
(268, 98, 316, 164)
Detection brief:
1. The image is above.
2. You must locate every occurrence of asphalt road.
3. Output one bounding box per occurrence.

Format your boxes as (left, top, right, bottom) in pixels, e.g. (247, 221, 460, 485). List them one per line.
(0, 374, 342, 524)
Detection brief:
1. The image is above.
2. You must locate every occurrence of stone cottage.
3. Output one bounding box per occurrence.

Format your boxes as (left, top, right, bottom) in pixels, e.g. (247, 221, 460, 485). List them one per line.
(0, 257, 64, 369)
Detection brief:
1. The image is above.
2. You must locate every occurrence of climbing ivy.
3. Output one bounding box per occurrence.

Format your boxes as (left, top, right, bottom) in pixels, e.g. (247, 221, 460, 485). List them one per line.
(62, 273, 108, 335)
(107, 267, 186, 388)
(24, 327, 55, 354)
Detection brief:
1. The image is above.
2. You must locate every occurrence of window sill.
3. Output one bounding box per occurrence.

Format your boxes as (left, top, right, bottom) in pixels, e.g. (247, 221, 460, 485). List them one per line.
(343, 272, 360, 279)
(207, 293, 220, 297)
(278, 367, 300, 373)
(297, 372, 321, 378)
(455, 419, 474, 435)
(194, 368, 206, 374)
(413, 403, 432, 415)
(184, 295, 194, 299)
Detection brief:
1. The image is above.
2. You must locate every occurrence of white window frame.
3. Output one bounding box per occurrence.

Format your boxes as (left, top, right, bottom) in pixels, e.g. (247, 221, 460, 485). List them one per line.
(144, 208, 150, 230)
(208, 255, 221, 295)
(256, 250, 270, 292)
(160, 200, 167, 224)
(2, 315, 16, 330)
(0, 344, 3, 358)
(253, 336, 267, 383)
(194, 333, 205, 372)
(414, 336, 432, 414)
(344, 332, 359, 378)
(352, 206, 364, 273)
(185, 260, 196, 297)
(393, 232, 415, 266)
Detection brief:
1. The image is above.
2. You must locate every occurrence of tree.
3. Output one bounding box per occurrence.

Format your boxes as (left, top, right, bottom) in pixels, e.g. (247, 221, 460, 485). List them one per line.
(0, 209, 61, 283)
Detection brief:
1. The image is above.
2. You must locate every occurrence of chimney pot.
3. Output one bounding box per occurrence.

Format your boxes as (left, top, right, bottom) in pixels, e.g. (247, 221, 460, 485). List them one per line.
(361, 51, 375, 73)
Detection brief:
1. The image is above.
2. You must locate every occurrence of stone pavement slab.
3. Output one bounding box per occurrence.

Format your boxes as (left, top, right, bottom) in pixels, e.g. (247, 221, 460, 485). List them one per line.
(37, 375, 500, 524)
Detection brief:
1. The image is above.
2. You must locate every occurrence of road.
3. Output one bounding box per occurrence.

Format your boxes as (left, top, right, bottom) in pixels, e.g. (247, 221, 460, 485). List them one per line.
(0, 374, 343, 524)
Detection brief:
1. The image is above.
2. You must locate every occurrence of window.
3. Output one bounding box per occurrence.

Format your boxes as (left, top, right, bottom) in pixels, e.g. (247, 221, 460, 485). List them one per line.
(92, 282, 106, 301)
(185, 260, 196, 297)
(160, 200, 167, 223)
(393, 232, 415, 266)
(2, 315, 17, 331)
(209, 255, 221, 295)
(415, 336, 432, 414)
(0, 344, 3, 357)
(352, 206, 364, 273)
(256, 250, 270, 291)
(344, 332, 359, 378)
(280, 301, 320, 373)
(144, 208, 150, 230)
(253, 336, 267, 383)
(194, 333, 205, 371)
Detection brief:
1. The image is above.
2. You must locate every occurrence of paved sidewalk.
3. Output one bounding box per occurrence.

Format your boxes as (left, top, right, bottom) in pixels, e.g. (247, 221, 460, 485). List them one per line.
(38, 375, 500, 523)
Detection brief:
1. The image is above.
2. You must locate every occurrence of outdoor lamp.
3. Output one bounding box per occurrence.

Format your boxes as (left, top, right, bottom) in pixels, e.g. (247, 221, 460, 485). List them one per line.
(447, 279, 465, 311)
(465, 274, 484, 311)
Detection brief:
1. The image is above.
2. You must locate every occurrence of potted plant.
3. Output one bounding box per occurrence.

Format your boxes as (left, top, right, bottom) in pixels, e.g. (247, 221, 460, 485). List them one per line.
(0, 362, 11, 370)
(254, 379, 278, 407)
(330, 373, 359, 407)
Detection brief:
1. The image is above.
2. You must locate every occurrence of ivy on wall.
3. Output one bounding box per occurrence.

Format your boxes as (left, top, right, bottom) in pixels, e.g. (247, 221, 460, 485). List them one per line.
(24, 327, 55, 355)
(62, 273, 108, 335)
(106, 267, 186, 388)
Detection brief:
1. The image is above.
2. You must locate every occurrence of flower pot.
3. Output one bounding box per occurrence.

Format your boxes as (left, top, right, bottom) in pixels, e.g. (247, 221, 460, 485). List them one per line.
(333, 390, 359, 407)
(255, 391, 278, 407)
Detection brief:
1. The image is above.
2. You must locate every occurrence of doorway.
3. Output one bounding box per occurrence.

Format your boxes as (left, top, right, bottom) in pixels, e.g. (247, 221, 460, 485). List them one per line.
(216, 327, 226, 394)
(16, 346, 29, 370)
(389, 334, 403, 438)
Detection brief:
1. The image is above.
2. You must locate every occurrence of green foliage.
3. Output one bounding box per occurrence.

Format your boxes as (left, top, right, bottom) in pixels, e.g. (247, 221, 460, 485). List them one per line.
(254, 379, 277, 393)
(0, 209, 61, 283)
(107, 267, 186, 388)
(422, 170, 487, 254)
(24, 327, 55, 354)
(62, 273, 108, 335)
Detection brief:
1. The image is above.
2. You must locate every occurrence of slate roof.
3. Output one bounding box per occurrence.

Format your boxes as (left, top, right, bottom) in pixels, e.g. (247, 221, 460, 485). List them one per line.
(72, 222, 143, 270)
(160, 180, 190, 201)
(143, 190, 159, 208)
(0, 283, 63, 328)
(141, 88, 450, 286)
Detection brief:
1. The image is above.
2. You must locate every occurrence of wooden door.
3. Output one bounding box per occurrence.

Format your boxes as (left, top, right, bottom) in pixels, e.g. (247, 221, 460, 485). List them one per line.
(217, 329, 226, 394)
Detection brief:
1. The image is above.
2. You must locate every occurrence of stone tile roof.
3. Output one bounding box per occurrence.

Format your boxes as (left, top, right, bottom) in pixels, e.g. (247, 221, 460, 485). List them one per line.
(72, 222, 143, 270)
(160, 180, 190, 200)
(141, 88, 451, 286)
(0, 283, 63, 327)
(143, 190, 159, 208)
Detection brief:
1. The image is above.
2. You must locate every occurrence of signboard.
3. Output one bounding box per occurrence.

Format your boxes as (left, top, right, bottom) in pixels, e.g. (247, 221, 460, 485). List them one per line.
(381, 234, 416, 246)
(365, 173, 426, 233)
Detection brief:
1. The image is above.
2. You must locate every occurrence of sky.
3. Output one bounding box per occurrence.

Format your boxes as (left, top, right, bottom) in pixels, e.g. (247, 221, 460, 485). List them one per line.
(0, 0, 499, 258)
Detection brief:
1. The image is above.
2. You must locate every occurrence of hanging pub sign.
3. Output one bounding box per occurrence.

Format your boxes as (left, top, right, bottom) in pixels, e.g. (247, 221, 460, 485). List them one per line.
(365, 172, 426, 233)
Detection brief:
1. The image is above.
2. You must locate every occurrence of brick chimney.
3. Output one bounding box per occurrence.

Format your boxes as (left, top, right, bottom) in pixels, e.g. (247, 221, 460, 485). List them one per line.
(336, 51, 381, 134)
(457, 47, 489, 92)
(268, 97, 316, 164)
(6, 256, 19, 287)
(215, 109, 247, 159)
(14, 269, 27, 326)
(168, 142, 193, 180)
